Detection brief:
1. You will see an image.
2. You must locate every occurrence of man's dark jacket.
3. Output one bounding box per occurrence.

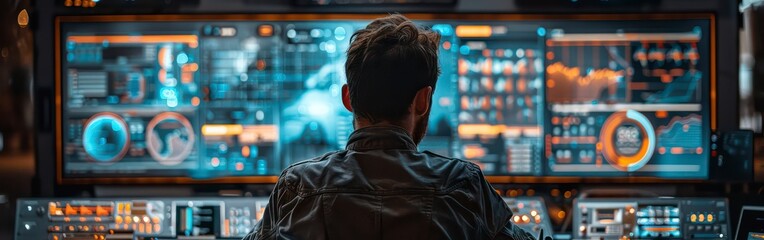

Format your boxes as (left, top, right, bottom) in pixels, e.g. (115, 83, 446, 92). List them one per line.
(245, 126, 535, 240)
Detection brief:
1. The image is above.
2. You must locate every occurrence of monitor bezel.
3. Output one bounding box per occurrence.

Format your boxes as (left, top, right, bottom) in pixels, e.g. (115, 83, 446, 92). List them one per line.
(55, 13, 716, 185)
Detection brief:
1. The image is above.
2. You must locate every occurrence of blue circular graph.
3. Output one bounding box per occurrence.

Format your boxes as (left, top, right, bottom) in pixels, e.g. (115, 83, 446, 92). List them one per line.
(82, 112, 130, 163)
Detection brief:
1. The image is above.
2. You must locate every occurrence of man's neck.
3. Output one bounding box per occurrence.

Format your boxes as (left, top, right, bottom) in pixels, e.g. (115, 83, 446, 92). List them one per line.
(354, 117, 414, 138)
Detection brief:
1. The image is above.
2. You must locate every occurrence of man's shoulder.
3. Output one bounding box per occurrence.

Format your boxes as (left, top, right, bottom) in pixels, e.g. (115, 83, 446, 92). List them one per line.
(279, 150, 345, 186)
(420, 150, 483, 188)
(422, 150, 482, 173)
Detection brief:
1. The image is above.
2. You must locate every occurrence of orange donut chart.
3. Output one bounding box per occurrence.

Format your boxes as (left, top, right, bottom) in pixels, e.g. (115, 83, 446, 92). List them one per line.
(599, 110, 656, 172)
(145, 112, 195, 166)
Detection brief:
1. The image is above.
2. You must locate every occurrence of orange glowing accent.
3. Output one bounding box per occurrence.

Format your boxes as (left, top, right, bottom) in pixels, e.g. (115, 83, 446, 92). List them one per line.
(96, 206, 110, 216)
(547, 79, 556, 88)
(67, 35, 199, 48)
(79, 206, 93, 215)
(256, 59, 266, 71)
(463, 145, 486, 159)
(643, 227, 679, 232)
(551, 136, 597, 144)
(455, 25, 492, 37)
(158, 47, 171, 69)
(482, 49, 491, 58)
(242, 146, 251, 158)
(496, 49, 504, 57)
(224, 219, 231, 236)
(158, 69, 167, 84)
(630, 82, 649, 90)
(191, 97, 200, 106)
(551, 117, 560, 125)
(670, 147, 684, 154)
(66, 204, 77, 215)
(238, 125, 279, 144)
(546, 62, 623, 102)
(658, 147, 666, 155)
(79, 217, 86, 222)
(235, 162, 245, 171)
(258, 25, 274, 37)
(211, 157, 220, 167)
(599, 112, 651, 170)
(696, 147, 703, 154)
(517, 78, 527, 93)
(458, 59, 468, 75)
(557, 211, 566, 219)
(442, 41, 451, 50)
(482, 58, 492, 75)
(124, 204, 131, 214)
(546, 51, 555, 60)
(182, 63, 199, 72)
(655, 111, 668, 118)
(660, 74, 672, 83)
(202, 124, 244, 136)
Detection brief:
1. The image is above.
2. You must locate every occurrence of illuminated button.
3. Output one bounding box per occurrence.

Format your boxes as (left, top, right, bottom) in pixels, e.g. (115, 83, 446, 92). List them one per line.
(96, 225, 106, 232)
(143, 216, 150, 223)
(115, 216, 123, 224)
(707, 214, 713, 222)
(698, 214, 705, 222)
(152, 217, 161, 224)
(147, 223, 153, 234)
(530, 210, 537, 217)
(125, 204, 131, 215)
(133, 216, 140, 224)
(154, 224, 161, 233)
(690, 214, 697, 222)
(48, 225, 61, 232)
(80, 225, 90, 232)
(117, 203, 124, 214)
(66, 225, 76, 232)
(521, 215, 530, 223)
(138, 223, 145, 233)
(513, 215, 521, 223)
(125, 216, 132, 224)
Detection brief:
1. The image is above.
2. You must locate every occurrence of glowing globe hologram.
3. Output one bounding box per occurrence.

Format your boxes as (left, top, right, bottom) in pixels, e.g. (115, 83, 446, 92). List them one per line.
(146, 112, 195, 166)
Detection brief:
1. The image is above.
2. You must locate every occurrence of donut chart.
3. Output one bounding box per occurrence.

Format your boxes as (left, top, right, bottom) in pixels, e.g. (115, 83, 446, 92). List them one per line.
(146, 112, 195, 166)
(599, 110, 656, 172)
(82, 112, 130, 164)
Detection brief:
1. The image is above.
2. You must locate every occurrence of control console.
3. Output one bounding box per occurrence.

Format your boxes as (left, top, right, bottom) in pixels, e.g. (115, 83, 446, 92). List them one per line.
(574, 198, 729, 239)
(15, 197, 268, 240)
(504, 197, 554, 237)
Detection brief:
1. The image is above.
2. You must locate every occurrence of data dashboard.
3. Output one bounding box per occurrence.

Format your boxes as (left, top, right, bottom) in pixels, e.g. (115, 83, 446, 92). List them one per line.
(56, 15, 713, 183)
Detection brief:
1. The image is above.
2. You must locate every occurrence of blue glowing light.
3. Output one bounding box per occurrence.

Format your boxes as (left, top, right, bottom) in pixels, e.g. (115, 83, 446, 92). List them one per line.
(82, 114, 129, 162)
(334, 27, 347, 41)
(459, 45, 471, 55)
(176, 52, 189, 65)
(537, 27, 546, 37)
(431, 24, 454, 36)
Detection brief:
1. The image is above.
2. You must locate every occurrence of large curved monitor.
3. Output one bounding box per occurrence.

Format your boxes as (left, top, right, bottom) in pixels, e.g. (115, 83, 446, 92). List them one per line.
(55, 14, 714, 184)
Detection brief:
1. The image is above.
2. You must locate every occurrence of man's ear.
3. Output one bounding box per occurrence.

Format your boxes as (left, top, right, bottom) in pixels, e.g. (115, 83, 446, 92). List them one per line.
(342, 84, 353, 112)
(412, 86, 433, 117)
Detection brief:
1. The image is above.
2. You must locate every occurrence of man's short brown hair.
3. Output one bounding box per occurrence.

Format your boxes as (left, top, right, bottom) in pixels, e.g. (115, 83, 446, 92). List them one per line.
(345, 14, 441, 123)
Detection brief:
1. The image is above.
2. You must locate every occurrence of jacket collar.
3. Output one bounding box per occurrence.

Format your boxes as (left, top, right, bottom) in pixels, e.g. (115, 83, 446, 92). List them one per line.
(345, 125, 418, 151)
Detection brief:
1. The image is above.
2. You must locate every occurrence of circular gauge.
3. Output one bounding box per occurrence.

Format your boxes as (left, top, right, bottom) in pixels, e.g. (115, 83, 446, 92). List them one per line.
(82, 112, 130, 164)
(599, 110, 656, 172)
(146, 112, 195, 166)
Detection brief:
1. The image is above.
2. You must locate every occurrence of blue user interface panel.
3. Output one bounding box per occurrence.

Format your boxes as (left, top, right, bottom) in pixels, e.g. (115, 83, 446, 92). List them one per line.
(57, 16, 712, 182)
